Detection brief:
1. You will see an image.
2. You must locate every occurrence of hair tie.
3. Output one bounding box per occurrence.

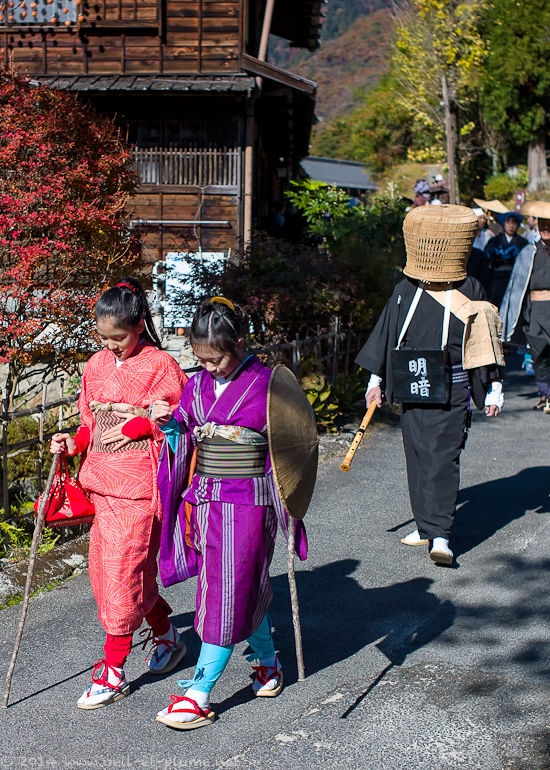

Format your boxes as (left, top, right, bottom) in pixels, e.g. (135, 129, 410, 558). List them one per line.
(117, 282, 135, 292)
(210, 296, 235, 312)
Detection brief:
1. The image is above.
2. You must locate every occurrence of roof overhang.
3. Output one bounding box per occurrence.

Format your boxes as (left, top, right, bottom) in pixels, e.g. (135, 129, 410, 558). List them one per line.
(240, 53, 317, 95)
(301, 156, 378, 191)
(33, 74, 256, 94)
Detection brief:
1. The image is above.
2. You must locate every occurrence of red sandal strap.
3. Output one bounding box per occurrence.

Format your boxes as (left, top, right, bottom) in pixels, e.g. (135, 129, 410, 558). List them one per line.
(166, 695, 210, 718)
(252, 662, 281, 686)
(90, 659, 124, 692)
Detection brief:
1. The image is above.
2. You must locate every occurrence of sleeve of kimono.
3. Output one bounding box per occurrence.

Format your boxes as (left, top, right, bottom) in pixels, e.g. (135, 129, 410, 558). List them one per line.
(69, 425, 91, 455)
(146, 357, 188, 444)
(355, 288, 398, 380)
(157, 416, 183, 454)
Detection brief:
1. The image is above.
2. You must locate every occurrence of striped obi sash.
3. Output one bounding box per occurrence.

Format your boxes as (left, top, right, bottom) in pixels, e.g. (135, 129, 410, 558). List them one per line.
(193, 423, 268, 479)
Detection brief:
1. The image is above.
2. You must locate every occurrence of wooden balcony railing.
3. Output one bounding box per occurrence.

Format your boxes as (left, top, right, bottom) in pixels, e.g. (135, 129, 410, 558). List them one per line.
(132, 146, 241, 188)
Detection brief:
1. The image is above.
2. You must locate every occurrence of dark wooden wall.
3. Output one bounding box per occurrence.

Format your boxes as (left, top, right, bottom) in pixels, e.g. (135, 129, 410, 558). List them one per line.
(2, 0, 242, 74)
(135, 188, 240, 262)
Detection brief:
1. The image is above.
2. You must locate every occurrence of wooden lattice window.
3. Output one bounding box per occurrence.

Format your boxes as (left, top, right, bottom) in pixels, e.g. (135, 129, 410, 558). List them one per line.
(130, 121, 241, 188)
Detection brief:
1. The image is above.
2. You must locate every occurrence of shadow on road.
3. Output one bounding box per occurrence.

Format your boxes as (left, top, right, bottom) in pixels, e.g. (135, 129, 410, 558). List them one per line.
(264, 558, 456, 684)
(454, 466, 550, 557)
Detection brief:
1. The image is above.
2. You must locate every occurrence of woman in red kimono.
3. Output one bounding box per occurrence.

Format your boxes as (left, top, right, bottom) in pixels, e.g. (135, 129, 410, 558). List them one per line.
(50, 277, 188, 709)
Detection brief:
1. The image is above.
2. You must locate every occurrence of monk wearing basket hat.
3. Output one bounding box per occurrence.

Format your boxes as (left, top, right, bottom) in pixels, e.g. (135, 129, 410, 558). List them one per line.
(500, 201, 550, 412)
(356, 205, 505, 566)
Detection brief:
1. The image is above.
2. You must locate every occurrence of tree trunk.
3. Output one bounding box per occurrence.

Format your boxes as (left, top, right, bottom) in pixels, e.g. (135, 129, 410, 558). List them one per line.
(527, 137, 548, 192)
(441, 73, 460, 204)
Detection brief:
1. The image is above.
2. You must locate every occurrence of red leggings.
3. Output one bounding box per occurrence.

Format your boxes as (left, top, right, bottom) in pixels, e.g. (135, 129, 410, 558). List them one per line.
(103, 596, 172, 667)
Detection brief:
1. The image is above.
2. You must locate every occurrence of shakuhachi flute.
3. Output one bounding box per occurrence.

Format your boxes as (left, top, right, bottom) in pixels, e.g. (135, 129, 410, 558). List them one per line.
(340, 401, 377, 472)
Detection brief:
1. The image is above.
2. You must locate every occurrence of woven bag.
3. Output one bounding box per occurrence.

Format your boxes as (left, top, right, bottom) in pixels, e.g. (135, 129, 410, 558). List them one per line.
(34, 456, 94, 529)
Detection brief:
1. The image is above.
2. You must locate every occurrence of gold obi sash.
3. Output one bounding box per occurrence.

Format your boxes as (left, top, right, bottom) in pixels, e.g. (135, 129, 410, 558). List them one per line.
(193, 423, 268, 479)
(89, 401, 149, 453)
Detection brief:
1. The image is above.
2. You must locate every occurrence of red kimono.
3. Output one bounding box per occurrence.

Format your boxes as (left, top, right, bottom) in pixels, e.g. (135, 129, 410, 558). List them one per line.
(77, 341, 187, 635)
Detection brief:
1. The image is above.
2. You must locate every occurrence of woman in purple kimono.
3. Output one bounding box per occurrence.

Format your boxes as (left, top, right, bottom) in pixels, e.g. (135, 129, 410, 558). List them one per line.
(150, 297, 307, 730)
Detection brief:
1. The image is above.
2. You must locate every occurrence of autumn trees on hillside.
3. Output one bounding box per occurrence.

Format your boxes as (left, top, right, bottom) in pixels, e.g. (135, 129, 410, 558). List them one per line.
(313, 0, 550, 197)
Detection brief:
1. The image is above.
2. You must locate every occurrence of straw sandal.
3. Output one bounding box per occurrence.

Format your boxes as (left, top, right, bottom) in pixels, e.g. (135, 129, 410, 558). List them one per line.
(401, 529, 429, 546)
(156, 695, 215, 730)
(429, 538, 454, 566)
(252, 660, 284, 697)
(77, 660, 130, 710)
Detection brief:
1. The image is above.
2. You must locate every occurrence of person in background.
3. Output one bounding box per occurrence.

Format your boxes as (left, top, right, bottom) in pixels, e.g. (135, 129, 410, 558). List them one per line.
(523, 214, 540, 244)
(500, 203, 550, 411)
(484, 211, 528, 306)
(467, 207, 493, 282)
(413, 180, 430, 207)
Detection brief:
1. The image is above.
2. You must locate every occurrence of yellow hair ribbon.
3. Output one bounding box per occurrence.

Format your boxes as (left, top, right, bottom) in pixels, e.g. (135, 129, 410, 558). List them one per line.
(210, 296, 235, 312)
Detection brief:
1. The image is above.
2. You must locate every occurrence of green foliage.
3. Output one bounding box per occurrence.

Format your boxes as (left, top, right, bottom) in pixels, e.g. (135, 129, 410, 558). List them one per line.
(481, 0, 550, 148)
(3, 413, 79, 491)
(483, 167, 529, 202)
(299, 360, 340, 431)
(0, 517, 59, 560)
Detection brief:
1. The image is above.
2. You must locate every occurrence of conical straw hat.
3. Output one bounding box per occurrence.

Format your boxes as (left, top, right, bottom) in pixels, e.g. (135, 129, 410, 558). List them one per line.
(267, 365, 318, 520)
(403, 204, 478, 283)
(473, 198, 508, 214)
(520, 200, 550, 219)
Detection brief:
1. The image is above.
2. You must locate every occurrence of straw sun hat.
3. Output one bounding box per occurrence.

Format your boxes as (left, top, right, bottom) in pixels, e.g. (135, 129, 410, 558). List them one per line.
(520, 200, 550, 219)
(403, 204, 478, 283)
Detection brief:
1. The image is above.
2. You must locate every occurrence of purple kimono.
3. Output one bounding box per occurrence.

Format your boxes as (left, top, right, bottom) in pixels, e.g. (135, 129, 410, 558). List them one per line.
(158, 356, 307, 647)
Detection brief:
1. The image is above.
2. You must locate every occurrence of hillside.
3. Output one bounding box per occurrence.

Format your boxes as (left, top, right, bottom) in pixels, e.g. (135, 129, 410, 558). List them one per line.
(270, 0, 394, 123)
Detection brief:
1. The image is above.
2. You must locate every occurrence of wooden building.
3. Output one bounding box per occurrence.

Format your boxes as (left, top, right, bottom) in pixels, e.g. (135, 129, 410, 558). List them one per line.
(1, 1, 321, 294)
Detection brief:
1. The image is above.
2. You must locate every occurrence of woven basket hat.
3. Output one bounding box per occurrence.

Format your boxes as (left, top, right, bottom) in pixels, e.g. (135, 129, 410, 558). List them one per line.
(403, 204, 478, 283)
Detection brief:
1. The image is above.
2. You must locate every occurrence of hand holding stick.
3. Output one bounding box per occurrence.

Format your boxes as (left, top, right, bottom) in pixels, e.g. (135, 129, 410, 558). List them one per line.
(340, 401, 377, 472)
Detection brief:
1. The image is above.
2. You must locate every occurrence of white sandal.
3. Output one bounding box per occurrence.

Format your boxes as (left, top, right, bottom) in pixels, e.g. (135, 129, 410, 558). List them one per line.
(156, 695, 215, 730)
(140, 624, 187, 674)
(252, 659, 284, 697)
(77, 660, 130, 710)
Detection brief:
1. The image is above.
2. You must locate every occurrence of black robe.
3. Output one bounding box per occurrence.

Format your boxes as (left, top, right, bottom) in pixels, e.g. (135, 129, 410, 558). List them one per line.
(355, 275, 501, 541)
(355, 276, 499, 409)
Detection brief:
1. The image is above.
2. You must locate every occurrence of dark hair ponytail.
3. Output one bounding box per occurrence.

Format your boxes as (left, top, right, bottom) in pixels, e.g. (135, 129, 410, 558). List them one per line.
(189, 297, 243, 354)
(95, 276, 162, 349)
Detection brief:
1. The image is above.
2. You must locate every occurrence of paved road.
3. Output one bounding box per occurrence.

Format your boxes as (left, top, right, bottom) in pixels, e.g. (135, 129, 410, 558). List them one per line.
(1, 359, 549, 769)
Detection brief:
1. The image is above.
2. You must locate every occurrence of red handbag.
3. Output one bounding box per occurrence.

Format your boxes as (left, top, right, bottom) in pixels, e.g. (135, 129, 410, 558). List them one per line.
(34, 455, 95, 528)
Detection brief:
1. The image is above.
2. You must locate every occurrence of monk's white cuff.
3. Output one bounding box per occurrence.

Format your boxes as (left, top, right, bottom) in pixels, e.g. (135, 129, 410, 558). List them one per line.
(485, 381, 504, 410)
(366, 374, 382, 399)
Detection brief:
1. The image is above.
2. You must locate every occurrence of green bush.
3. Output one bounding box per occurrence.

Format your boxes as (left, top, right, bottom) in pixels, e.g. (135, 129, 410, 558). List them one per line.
(300, 359, 340, 432)
(484, 167, 528, 202)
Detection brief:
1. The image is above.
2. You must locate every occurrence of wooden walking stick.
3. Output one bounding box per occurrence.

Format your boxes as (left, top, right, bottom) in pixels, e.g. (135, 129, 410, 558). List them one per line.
(2, 456, 58, 708)
(287, 519, 305, 681)
(340, 401, 377, 472)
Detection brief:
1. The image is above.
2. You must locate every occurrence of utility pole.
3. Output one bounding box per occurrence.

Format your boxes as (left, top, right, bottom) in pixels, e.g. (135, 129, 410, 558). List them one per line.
(441, 72, 459, 204)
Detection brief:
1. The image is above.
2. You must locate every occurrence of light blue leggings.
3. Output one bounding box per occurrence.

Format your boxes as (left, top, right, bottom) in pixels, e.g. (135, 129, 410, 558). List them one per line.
(178, 613, 275, 694)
